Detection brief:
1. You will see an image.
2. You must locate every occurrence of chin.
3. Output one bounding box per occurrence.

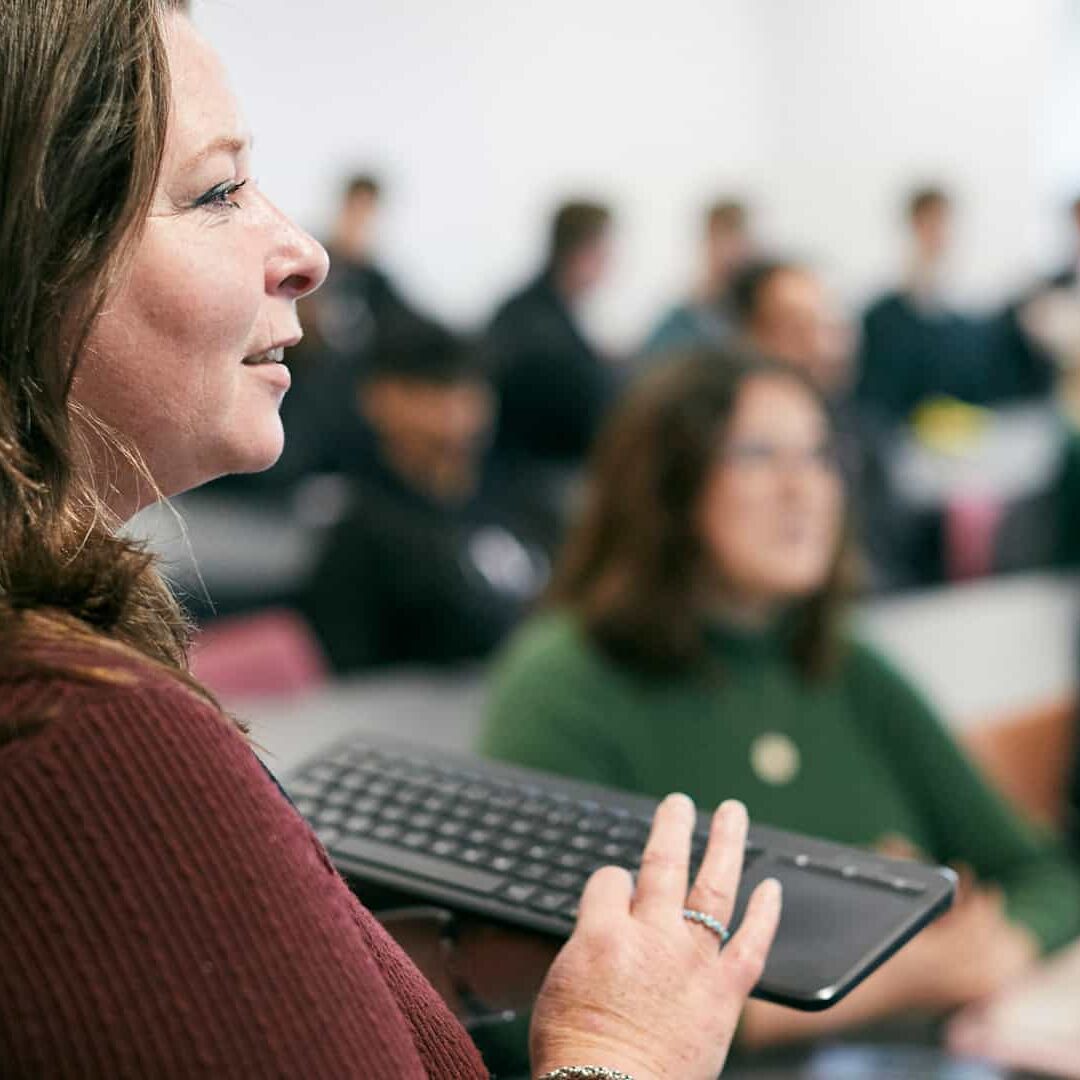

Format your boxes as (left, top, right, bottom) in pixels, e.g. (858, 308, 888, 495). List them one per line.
(221, 423, 286, 477)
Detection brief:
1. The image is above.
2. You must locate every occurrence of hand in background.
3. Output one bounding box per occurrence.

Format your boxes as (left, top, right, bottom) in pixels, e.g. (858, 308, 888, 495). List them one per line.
(530, 796, 782, 1080)
(907, 884, 1038, 1010)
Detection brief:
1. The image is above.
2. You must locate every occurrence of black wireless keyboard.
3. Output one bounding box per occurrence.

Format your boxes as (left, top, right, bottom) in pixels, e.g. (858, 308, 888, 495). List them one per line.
(285, 732, 955, 1010)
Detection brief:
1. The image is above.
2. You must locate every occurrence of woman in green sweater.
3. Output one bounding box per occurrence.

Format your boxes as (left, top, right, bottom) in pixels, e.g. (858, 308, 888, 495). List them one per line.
(481, 348, 1080, 1048)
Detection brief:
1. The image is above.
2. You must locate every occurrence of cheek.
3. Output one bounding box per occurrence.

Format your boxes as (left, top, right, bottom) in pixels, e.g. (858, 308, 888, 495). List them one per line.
(126, 226, 262, 362)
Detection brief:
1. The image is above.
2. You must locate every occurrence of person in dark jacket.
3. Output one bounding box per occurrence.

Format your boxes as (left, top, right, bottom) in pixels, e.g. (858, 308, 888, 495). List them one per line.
(303, 318, 559, 671)
(484, 200, 618, 467)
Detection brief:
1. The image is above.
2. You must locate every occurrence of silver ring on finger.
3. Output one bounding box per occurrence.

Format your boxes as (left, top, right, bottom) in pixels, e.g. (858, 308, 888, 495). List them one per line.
(682, 907, 731, 947)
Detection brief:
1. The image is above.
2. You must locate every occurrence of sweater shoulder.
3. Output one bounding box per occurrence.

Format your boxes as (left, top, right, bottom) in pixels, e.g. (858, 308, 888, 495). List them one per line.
(0, 633, 226, 756)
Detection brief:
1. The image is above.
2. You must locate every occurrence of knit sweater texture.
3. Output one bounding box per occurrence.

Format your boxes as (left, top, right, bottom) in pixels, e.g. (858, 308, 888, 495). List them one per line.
(482, 612, 1080, 955)
(0, 636, 487, 1078)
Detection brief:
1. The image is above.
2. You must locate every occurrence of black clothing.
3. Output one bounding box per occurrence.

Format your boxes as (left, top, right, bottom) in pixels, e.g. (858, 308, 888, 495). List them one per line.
(300, 429, 559, 673)
(484, 271, 616, 465)
(855, 291, 984, 426)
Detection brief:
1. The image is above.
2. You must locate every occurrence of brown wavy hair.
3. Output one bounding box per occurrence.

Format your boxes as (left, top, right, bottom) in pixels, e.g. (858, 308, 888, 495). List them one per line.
(0, 1, 206, 684)
(546, 347, 859, 679)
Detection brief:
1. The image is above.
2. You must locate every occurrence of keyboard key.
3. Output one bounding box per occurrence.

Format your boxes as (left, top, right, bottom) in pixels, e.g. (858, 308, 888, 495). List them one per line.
(549, 870, 586, 891)
(380, 806, 406, 823)
(372, 823, 402, 842)
(336, 835, 503, 894)
(489, 855, 517, 874)
(437, 821, 466, 838)
(500, 882, 539, 904)
(519, 862, 549, 881)
(496, 836, 526, 854)
(467, 829, 494, 846)
(325, 788, 352, 807)
(479, 812, 507, 829)
(315, 826, 340, 848)
(525, 844, 553, 862)
(530, 890, 572, 913)
(555, 852, 588, 870)
(457, 847, 485, 864)
(343, 814, 374, 834)
(316, 807, 345, 827)
(401, 831, 430, 849)
(430, 838, 460, 858)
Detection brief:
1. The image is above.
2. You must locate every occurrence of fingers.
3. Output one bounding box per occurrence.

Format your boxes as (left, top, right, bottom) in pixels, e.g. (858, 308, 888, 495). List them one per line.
(632, 793, 695, 923)
(718, 878, 782, 997)
(686, 800, 748, 930)
(575, 864, 634, 936)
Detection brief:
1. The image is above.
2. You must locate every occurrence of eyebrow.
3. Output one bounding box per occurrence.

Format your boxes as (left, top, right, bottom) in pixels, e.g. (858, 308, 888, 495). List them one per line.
(179, 133, 253, 175)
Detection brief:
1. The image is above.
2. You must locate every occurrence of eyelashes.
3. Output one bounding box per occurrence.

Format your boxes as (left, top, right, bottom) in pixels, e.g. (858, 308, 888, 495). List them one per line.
(192, 178, 249, 212)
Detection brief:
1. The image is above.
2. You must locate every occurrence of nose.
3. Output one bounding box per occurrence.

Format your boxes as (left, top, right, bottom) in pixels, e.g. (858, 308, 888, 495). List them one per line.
(265, 203, 330, 301)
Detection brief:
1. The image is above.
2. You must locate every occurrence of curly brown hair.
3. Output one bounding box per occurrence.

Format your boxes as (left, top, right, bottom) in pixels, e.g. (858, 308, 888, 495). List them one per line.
(0, 1, 206, 682)
(546, 347, 859, 679)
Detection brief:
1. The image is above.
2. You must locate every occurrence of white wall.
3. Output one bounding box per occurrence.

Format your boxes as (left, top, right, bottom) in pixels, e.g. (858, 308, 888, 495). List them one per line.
(749, 0, 1064, 308)
(193, 0, 1078, 344)
(193, 0, 767, 348)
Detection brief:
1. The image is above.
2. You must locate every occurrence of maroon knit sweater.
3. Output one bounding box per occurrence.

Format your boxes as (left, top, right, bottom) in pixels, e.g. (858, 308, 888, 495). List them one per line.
(0, 637, 488, 1078)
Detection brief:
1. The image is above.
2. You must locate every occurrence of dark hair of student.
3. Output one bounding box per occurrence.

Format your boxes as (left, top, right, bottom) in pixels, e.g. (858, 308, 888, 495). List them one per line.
(729, 258, 803, 327)
(706, 199, 748, 233)
(361, 316, 486, 387)
(549, 201, 611, 270)
(544, 347, 857, 680)
(345, 173, 381, 200)
(0, 0, 221, 702)
(908, 185, 950, 221)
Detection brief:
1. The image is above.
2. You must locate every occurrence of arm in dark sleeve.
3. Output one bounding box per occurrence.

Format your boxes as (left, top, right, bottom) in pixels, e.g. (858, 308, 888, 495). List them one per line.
(301, 505, 386, 673)
(848, 644, 1080, 953)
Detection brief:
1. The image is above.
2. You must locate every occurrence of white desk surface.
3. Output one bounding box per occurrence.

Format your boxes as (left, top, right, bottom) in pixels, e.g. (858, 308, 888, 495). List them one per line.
(244, 572, 1080, 780)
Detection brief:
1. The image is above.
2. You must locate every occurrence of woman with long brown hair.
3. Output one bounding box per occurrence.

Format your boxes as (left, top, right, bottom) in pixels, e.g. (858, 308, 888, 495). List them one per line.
(0, 2, 781, 1075)
(482, 349, 1080, 1048)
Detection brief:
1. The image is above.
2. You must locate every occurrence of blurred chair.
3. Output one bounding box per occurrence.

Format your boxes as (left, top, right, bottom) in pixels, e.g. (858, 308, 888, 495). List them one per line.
(944, 494, 1005, 581)
(959, 696, 1077, 828)
(190, 608, 330, 701)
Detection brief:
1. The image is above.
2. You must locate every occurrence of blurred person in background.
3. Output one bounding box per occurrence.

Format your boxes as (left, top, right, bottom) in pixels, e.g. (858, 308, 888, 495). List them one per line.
(641, 198, 754, 360)
(301, 317, 559, 672)
(481, 349, 1080, 1051)
(731, 258, 922, 589)
(731, 258, 850, 397)
(856, 187, 984, 425)
(257, 173, 426, 487)
(484, 200, 618, 470)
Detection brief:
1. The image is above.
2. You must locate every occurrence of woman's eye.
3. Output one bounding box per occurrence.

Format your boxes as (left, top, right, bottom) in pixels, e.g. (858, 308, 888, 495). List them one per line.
(193, 178, 248, 212)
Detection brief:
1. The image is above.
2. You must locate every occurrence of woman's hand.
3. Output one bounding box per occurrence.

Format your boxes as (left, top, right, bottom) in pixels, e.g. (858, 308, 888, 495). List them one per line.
(530, 795, 782, 1080)
(911, 884, 1037, 1010)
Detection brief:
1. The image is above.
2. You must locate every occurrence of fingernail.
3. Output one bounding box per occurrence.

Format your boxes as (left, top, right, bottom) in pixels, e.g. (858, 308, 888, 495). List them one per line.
(666, 792, 694, 812)
(719, 799, 746, 816)
(764, 877, 783, 898)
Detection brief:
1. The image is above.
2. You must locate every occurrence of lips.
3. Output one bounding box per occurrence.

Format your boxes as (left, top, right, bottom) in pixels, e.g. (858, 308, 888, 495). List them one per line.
(242, 346, 286, 366)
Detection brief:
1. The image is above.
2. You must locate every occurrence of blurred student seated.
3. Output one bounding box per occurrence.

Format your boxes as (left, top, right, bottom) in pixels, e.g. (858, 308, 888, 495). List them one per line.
(255, 172, 425, 488)
(730, 257, 923, 589)
(483, 199, 618, 469)
(480, 349, 1080, 1050)
(856, 187, 985, 426)
(640, 197, 753, 359)
(300, 318, 559, 673)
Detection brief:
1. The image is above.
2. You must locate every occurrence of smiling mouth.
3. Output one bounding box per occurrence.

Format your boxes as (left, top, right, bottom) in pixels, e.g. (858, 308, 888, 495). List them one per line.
(242, 346, 285, 366)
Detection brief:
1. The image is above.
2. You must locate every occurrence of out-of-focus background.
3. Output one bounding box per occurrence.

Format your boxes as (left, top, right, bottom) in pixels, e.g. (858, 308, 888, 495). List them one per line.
(132, 2, 1080, 1075)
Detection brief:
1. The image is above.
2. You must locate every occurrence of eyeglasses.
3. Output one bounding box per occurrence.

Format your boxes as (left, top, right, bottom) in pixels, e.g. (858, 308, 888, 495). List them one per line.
(719, 438, 844, 474)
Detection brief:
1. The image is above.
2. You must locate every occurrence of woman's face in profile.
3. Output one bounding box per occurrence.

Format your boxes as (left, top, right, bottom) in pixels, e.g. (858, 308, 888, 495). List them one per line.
(696, 374, 844, 608)
(74, 12, 328, 513)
